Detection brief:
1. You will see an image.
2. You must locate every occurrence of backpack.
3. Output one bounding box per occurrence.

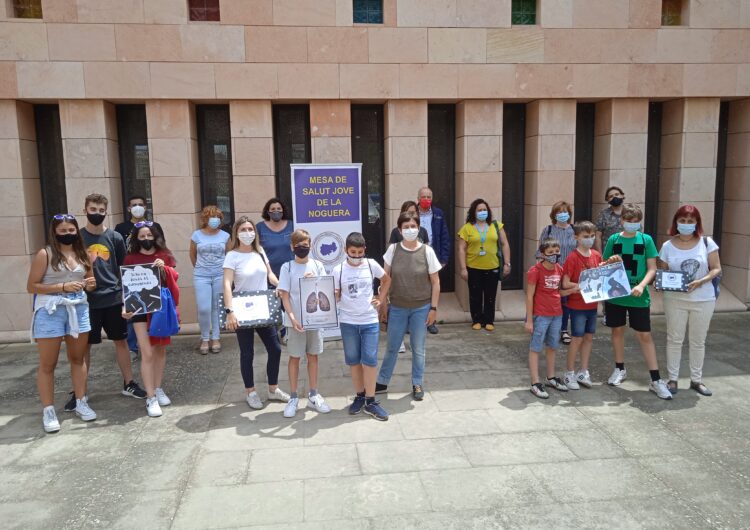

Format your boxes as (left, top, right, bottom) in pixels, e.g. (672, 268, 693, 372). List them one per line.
(703, 237, 721, 299)
(149, 287, 180, 337)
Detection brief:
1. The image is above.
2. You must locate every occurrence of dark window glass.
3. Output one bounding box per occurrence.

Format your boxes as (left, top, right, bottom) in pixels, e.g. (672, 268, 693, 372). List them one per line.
(645, 102, 663, 238)
(34, 105, 67, 222)
(428, 104, 456, 292)
(574, 103, 595, 222)
(116, 105, 153, 220)
(502, 104, 526, 290)
(713, 101, 729, 248)
(511, 0, 536, 25)
(189, 0, 220, 21)
(13, 0, 42, 18)
(353, 0, 383, 23)
(351, 105, 385, 264)
(273, 105, 312, 214)
(197, 105, 234, 224)
(661, 0, 683, 25)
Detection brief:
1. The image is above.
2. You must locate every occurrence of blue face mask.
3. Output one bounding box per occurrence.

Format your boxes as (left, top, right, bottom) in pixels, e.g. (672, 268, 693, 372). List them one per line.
(623, 222, 641, 233)
(555, 212, 570, 223)
(677, 223, 696, 235)
(476, 210, 488, 221)
(543, 254, 559, 264)
(208, 217, 221, 229)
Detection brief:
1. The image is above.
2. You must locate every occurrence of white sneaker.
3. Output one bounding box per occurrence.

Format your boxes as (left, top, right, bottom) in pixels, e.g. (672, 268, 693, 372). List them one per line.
(576, 369, 593, 388)
(398, 341, 406, 353)
(283, 397, 299, 418)
(268, 387, 291, 402)
(146, 396, 163, 417)
(307, 393, 332, 413)
(649, 379, 673, 400)
(75, 399, 96, 422)
(42, 406, 60, 433)
(607, 368, 627, 386)
(564, 371, 580, 390)
(155, 387, 171, 407)
(245, 391, 263, 410)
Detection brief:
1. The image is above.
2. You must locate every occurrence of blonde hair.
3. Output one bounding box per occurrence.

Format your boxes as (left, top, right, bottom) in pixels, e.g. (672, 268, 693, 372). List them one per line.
(229, 216, 262, 253)
(199, 205, 224, 228)
(621, 203, 643, 221)
(290, 229, 311, 246)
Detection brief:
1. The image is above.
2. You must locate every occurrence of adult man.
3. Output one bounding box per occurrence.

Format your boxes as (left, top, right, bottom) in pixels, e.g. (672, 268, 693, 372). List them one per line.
(417, 187, 450, 334)
(65, 194, 146, 412)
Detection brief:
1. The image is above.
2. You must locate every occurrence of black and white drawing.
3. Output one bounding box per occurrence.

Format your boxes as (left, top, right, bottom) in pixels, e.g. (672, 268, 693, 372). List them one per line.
(121, 264, 162, 314)
(579, 262, 632, 304)
(299, 275, 338, 329)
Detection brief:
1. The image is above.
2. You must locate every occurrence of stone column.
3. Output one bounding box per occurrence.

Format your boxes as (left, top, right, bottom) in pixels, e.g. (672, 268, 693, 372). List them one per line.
(0, 101, 44, 340)
(230, 100, 275, 220)
(146, 100, 202, 324)
(723, 98, 750, 304)
(454, 100, 503, 311)
(523, 100, 576, 272)
(310, 100, 352, 164)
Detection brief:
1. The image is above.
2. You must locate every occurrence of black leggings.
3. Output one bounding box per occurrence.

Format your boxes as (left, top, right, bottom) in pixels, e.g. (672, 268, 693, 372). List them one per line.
(236, 326, 282, 389)
(467, 267, 500, 325)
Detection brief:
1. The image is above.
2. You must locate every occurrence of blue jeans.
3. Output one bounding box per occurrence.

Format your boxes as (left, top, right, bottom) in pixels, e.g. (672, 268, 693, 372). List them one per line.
(529, 315, 562, 353)
(194, 274, 223, 341)
(569, 308, 597, 337)
(377, 303, 430, 386)
(126, 321, 138, 352)
(340, 322, 380, 367)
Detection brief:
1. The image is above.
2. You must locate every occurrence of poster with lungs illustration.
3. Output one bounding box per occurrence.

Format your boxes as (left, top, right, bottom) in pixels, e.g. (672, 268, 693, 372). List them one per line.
(298, 276, 338, 329)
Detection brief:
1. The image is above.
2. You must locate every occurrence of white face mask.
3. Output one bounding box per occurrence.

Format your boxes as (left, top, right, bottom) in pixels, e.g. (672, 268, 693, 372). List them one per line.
(130, 205, 145, 218)
(238, 231, 255, 246)
(402, 227, 419, 242)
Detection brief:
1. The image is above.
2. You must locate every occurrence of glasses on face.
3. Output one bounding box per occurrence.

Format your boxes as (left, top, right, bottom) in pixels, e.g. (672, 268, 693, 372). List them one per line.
(53, 214, 76, 221)
(134, 221, 154, 228)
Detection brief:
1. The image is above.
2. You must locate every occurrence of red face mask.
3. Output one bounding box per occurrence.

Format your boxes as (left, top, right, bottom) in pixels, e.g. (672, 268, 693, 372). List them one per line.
(419, 198, 432, 210)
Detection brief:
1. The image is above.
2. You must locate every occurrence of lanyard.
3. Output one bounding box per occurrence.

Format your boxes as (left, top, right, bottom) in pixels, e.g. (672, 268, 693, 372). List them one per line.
(474, 223, 488, 249)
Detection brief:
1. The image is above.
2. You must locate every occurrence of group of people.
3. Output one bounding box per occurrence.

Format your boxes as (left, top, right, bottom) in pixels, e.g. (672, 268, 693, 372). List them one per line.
(27, 183, 721, 434)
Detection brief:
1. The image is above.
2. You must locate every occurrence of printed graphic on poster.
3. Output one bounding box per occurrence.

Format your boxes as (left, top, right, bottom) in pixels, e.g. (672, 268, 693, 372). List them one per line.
(579, 262, 632, 304)
(219, 290, 283, 329)
(121, 264, 162, 314)
(655, 270, 689, 292)
(299, 276, 338, 330)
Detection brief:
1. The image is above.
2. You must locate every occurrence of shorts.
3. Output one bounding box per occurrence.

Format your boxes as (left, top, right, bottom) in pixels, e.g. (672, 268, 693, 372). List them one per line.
(340, 322, 380, 367)
(603, 302, 651, 332)
(529, 315, 562, 353)
(88, 304, 128, 344)
(285, 327, 324, 357)
(32, 295, 91, 340)
(569, 308, 598, 337)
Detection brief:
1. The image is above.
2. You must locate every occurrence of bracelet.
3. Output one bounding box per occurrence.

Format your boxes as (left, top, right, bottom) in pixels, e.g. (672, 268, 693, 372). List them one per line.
(61, 282, 66, 292)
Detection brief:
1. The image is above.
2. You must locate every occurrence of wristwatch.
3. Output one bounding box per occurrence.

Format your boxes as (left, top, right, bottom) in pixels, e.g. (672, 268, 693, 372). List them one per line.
(430, 306, 438, 311)
(225, 308, 233, 315)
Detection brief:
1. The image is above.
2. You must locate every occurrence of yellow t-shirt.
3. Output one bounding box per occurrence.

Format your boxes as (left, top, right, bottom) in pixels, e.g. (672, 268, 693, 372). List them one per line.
(458, 221, 503, 270)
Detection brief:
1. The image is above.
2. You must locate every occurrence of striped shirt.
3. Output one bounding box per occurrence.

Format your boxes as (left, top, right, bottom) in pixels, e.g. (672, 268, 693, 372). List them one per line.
(538, 223, 576, 264)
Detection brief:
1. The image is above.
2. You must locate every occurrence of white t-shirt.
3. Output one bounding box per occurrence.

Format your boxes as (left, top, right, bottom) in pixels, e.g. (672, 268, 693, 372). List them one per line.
(223, 249, 269, 293)
(659, 237, 719, 302)
(278, 258, 326, 327)
(333, 259, 385, 325)
(383, 242, 442, 274)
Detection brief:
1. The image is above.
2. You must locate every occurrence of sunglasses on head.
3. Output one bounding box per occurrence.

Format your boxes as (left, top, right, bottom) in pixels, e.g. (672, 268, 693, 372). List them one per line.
(134, 221, 154, 228)
(53, 214, 76, 221)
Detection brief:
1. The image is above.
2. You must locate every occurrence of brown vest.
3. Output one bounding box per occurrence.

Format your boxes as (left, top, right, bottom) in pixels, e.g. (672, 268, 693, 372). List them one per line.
(389, 243, 432, 308)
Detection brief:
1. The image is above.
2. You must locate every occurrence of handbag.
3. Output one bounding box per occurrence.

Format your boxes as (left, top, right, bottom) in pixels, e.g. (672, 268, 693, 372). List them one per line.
(492, 220, 508, 279)
(703, 237, 721, 298)
(149, 287, 180, 337)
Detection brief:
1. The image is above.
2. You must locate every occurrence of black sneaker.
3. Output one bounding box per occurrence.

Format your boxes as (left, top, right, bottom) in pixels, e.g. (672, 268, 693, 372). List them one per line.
(363, 400, 389, 421)
(122, 380, 147, 399)
(64, 391, 76, 412)
(412, 385, 425, 401)
(375, 383, 388, 394)
(427, 323, 439, 335)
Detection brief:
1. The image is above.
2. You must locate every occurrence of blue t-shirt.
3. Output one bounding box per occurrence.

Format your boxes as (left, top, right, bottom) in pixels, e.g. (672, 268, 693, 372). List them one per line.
(191, 229, 230, 278)
(256, 220, 294, 278)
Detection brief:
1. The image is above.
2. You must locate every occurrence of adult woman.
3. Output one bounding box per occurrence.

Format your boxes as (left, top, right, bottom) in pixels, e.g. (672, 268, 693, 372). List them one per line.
(256, 198, 294, 280)
(223, 217, 290, 409)
(388, 200, 429, 245)
(595, 186, 625, 252)
(658, 205, 721, 396)
(457, 198, 511, 331)
(27, 214, 97, 432)
(538, 201, 576, 343)
(123, 223, 179, 417)
(190, 205, 230, 354)
(375, 211, 441, 401)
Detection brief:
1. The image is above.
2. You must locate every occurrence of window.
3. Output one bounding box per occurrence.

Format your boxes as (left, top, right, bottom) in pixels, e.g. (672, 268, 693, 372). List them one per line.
(116, 105, 153, 219)
(34, 105, 67, 222)
(12, 0, 42, 18)
(661, 0, 685, 26)
(273, 105, 311, 214)
(502, 104, 526, 290)
(188, 0, 220, 21)
(511, 0, 536, 25)
(645, 102, 663, 238)
(574, 103, 596, 222)
(197, 105, 234, 223)
(353, 0, 383, 24)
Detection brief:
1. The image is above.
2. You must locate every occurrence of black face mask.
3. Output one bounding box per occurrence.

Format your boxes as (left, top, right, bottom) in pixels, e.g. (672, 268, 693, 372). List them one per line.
(140, 239, 155, 251)
(608, 197, 624, 207)
(269, 211, 283, 222)
(87, 213, 106, 226)
(55, 233, 78, 246)
(293, 246, 310, 258)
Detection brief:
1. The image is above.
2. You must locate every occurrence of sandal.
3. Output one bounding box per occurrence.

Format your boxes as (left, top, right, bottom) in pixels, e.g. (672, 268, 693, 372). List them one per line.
(210, 341, 221, 354)
(667, 380, 678, 395)
(198, 341, 209, 355)
(561, 331, 572, 345)
(690, 381, 712, 396)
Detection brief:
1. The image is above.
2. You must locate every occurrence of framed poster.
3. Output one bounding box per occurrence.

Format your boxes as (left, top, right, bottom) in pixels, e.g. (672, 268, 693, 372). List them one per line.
(121, 264, 162, 314)
(579, 262, 632, 304)
(655, 270, 689, 292)
(219, 290, 283, 329)
(299, 275, 338, 330)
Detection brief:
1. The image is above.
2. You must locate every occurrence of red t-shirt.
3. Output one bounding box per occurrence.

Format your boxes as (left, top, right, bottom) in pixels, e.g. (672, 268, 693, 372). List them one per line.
(527, 262, 563, 317)
(563, 248, 602, 311)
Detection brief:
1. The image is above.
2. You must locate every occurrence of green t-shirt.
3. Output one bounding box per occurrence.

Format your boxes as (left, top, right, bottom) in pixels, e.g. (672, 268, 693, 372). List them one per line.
(602, 231, 658, 308)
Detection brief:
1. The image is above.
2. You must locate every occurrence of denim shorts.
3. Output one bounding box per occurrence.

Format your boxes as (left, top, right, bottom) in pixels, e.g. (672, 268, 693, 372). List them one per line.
(569, 308, 598, 337)
(340, 322, 380, 367)
(32, 294, 91, 340)
(529, 315, 562, 352)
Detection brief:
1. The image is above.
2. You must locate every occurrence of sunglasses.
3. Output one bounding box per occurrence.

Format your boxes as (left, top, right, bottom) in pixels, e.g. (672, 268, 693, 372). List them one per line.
(53, 214, 76, 221)
(134, 221, 154, 228)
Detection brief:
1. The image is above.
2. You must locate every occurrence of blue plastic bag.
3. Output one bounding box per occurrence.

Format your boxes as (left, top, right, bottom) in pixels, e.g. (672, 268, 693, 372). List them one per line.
(149, 287, 180, 337)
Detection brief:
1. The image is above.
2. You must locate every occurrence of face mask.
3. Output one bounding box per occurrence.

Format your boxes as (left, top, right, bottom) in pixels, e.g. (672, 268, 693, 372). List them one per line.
(476, 211, 488, 221)
(238, 232, 255, 246)
(293, 246, 310, 258)
(419, 198, 432, 210)
(207, 217, 221, 229)
(87, 213, 105, 226)
(402, 227, 419, 241)
(348, 255, 364, 265)
(130, 205, 145, 219)
(140, 239, 155, 251)
(269, 211, 283, 222)
(580, 237, 595, 249)
(677, 223, 696, 235)
(555, 212, 570, 223)
(56, 233, 78, 246)
(623, 221, 641, 233)
(609, 197, 624, 207)
(543, 254, 559, 264)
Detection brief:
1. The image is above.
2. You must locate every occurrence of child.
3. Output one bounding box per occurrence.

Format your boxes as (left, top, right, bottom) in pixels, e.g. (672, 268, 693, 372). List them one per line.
(602, 204, 671, 400)
(525, 237, 577, 399)
(277, 229, 332, 417)
(333, 233, 391, 421)
(561, 221, 601, 389)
